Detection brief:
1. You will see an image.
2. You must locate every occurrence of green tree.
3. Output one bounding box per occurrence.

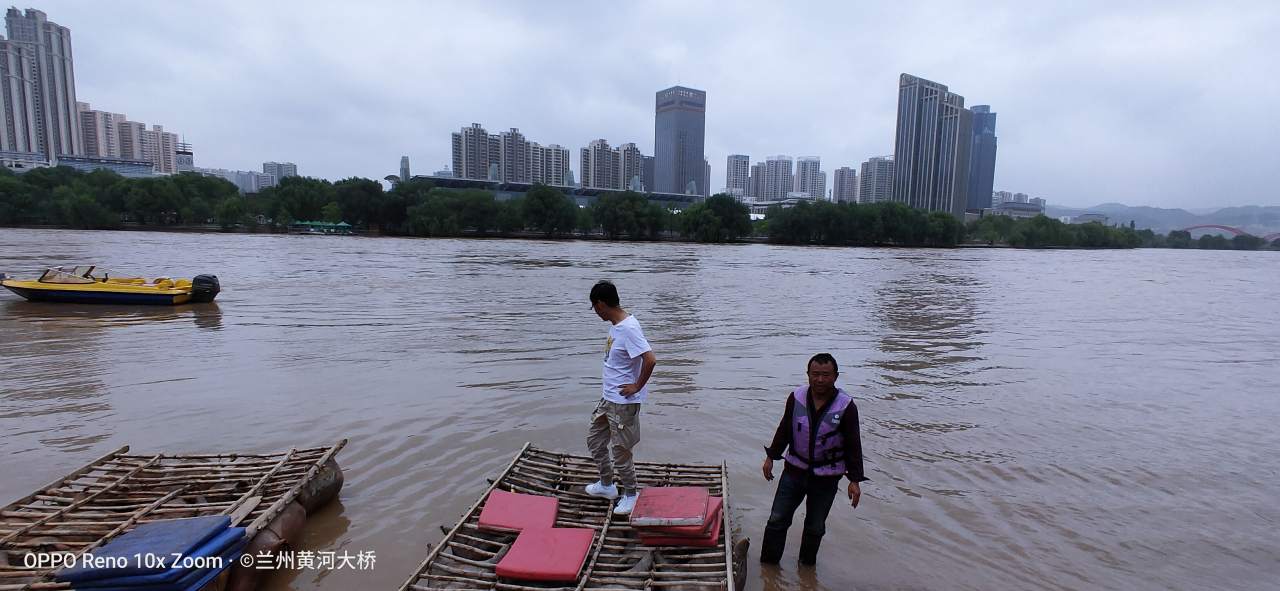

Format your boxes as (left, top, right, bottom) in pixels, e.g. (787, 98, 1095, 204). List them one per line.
(271, 176, 335, 223)
(180, 197, 214, 225)
(0, 175, 36, 224)
(321, 201, 343, 223)
(334, 177, 384, 227)
(54, 186, 116, 229)
(125, 178, 182, 225)
(464, 190, 501, 234)
(678, 194, 751, 242)
(1231, 234, 1265, 250)
(1197, 234, 1229, 249)
(574, 204, 594, 236)
(1166, 230, 1193, 248)
(923, 211, 961, 246)
(382, 177, 434, 233)
(496, 197, 525, 234)
(215, 196, 247, 229)
(523, 184, 577, 237)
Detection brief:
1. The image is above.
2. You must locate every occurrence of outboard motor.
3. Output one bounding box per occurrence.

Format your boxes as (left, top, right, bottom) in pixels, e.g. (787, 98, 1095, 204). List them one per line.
(190, 274, 220, 303)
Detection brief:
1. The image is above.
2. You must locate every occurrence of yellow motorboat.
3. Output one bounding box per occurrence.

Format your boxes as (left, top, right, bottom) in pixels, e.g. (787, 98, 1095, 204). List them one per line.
(0, 266, 220, 305)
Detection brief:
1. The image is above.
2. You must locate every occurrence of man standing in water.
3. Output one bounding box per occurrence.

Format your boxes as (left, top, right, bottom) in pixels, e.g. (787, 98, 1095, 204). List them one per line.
(585, 280, 657, 515)
(761, 353, 867, 566)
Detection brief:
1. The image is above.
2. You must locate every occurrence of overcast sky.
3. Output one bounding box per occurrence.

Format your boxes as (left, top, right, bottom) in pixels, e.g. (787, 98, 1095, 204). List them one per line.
(44, 0, 1280, 209)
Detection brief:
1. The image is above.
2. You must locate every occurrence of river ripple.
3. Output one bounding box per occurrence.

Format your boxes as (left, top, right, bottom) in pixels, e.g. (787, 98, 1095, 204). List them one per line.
(1, 228, 1277, 590)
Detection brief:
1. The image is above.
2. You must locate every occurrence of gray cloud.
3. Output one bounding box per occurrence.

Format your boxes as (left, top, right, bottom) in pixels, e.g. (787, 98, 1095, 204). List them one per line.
(49, 0, 1280, 208)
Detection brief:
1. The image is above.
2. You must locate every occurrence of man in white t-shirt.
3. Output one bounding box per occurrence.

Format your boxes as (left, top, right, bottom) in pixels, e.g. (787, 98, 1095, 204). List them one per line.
(585, 280, 657, 515)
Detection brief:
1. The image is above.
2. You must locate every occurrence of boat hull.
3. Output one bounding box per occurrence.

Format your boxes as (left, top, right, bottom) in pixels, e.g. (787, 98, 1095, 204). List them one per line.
(3, 283, 192, 305)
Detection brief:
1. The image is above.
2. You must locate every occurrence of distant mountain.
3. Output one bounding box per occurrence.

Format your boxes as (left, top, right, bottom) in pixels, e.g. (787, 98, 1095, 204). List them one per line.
(1043, 203, 1280, 235)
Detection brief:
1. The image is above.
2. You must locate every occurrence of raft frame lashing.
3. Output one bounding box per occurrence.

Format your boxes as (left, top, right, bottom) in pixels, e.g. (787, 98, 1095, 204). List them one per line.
(399, 444, 734, 591)
(0, 441, 346, 591)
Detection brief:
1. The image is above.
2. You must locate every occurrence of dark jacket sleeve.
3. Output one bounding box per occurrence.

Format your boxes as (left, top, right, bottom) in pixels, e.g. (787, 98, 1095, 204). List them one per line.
(764, 395, 795, 460)
(842, 402, 868, 482)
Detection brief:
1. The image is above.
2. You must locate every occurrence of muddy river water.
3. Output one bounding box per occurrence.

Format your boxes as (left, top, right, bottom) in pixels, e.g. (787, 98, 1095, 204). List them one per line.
(1, 228, 1277, 590)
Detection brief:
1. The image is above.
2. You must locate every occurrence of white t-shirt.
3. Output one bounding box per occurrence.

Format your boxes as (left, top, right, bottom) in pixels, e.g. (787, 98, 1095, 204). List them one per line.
(601, 315, 652, 404)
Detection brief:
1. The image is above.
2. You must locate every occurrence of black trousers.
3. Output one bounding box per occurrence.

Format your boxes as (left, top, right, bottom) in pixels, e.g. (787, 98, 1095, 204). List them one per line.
(760, 466, 839, 564)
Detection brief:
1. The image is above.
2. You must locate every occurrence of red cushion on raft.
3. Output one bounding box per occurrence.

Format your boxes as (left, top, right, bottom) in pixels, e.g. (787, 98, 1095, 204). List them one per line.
(638, 504, 724, 547)
(629, 486, 710, 526)
(495, 527, 595, 582)
(478, 489, 558, 533)
(642, 496, 723, 537)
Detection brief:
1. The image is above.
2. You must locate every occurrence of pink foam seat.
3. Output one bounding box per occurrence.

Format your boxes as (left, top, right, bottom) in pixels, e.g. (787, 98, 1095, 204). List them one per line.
(642, 496, 723, 537)
(638, 503, 724, 547)
(629, 486, 710, 527)
(495, 527, 595, 582)
(477, 489, 558, 533)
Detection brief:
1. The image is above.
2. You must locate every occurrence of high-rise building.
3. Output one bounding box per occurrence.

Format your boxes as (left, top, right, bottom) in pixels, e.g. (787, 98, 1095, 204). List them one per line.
(966, 105, 998, 212)
(706, 159, 716, 198)
(116, 120, 145, 161)
(725, 154, 750, 196)
(833, 167, 858, 203)
(1, 8, 81, 159)
(530, 143, 571, 186)
(795, 157, 825, 200)
(763, 156, 794, 201)
(80, 101, 184, 175)
(485, 134, 501, 180)
(399, 156, 410, 182)
(451, 123, 492, 181)
(263, 161, 298, 179)
(618, 143, 644, 191)
(580, 139, 619, 190)
(641, 156, 654, 192)
(748, 162, 765, 201)
(175, 142, 193, 172)
(859, 156, 894, 203)
(992, 190, 1012, 207)
(452, 123, 572, 185)
(76, 102, 123, 158)
(142, 125, 178, 174)
(0, 40, 41, 157)
(499, 128, 531, 183)
(198, 167, 276, 194)
(1013, 192, 1028, 203)
(892, 73, 973, 217)
(653, 85, 706, 195)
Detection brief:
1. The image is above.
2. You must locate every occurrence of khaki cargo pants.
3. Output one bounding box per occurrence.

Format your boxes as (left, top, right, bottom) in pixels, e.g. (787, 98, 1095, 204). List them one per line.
(587, 399, 641, 495)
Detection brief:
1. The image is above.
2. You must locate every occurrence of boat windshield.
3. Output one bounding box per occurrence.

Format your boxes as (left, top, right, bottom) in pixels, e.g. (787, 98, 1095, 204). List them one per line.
(38, 266, 97, 284)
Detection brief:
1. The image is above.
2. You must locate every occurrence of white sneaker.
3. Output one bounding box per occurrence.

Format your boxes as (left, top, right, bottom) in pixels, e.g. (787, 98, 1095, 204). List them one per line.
(585, 481, 619, 499)
(613, 493, 638, 515)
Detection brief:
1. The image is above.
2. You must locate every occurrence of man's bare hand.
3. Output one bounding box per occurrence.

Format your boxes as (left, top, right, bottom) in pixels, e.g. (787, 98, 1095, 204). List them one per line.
(762, 457, 775, 481)
(618, 384, 641, 397)
(848, 481, 861, 507)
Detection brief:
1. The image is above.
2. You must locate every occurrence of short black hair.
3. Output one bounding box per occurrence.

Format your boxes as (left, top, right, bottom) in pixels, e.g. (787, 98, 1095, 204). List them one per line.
(590, 280, 620, 308)
(807, 353, 838, 374)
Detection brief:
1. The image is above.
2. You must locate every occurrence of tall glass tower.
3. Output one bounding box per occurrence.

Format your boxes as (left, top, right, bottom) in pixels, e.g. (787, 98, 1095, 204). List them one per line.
(653, 86, 706, 195)
(966, 105, 998, 212)
(892, 74, 972, 217)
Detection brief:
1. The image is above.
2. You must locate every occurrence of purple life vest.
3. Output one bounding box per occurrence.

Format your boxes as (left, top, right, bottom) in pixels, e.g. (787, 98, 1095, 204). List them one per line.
(784, 386, 853, 477)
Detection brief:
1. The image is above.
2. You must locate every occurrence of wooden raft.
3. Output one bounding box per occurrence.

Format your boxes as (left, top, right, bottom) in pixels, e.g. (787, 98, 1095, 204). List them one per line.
(0, 440, 347, 591)
(399, 443, 741, 591)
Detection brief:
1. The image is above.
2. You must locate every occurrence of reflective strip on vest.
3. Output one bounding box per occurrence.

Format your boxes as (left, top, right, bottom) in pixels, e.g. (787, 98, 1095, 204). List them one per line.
(784, 386, 852, 477)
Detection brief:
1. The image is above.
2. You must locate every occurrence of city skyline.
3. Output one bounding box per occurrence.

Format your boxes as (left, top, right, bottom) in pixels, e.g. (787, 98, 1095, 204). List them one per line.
(32, 1, 1280, 209)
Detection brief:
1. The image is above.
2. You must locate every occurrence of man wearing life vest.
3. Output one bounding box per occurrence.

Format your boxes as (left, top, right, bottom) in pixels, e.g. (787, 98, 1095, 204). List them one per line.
(760, 353, 867, 566)
(584, 280, 658, 516)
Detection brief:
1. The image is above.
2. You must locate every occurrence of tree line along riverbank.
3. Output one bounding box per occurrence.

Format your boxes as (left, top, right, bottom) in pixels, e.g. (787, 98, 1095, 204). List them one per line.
(1, 166, 1276, 250)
